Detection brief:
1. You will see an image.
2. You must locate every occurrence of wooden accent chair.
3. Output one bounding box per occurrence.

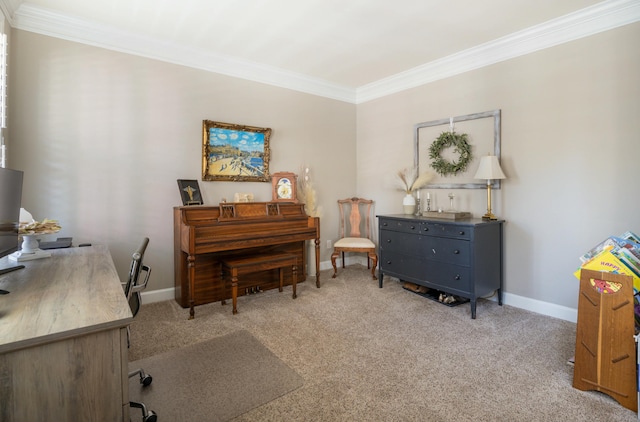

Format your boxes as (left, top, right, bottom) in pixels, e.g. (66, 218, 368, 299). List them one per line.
(331, 198, 378, 280)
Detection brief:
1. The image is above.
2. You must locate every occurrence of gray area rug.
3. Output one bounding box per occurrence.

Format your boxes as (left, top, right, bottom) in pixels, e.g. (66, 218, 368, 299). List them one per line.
(128, 330, 303, 421)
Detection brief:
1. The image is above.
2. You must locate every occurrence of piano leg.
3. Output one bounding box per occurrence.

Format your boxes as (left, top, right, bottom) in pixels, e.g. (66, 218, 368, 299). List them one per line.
(292, 264, 297, 299)
(188, 254, 196, 320)
(315, 239, 321, 288)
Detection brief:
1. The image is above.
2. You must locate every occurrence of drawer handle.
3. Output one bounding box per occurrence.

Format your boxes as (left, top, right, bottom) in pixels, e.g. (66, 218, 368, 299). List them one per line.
(382, 222, 388, 226)
(423, 227, 429, 232)
(410, 225, 416, 230)
(432, 249, 436, 254)
(386, 261, 392, 265)
(453, 250, 460, 255)
(386, 239, 391, 243)
(455, 275, 461, 280)
(459, 231, 465, 235)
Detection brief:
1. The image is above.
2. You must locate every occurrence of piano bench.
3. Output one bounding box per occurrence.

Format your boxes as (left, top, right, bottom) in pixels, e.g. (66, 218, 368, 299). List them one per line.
(221, 253, 298, 314)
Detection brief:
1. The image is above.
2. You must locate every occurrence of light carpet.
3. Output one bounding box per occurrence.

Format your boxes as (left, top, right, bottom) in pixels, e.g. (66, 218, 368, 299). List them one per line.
(130, 266, 638, 421)
(128, 330, 303, 421)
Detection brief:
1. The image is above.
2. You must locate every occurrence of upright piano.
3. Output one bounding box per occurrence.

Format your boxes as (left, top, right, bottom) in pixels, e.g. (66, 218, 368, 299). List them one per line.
(174, 202, 320, 318)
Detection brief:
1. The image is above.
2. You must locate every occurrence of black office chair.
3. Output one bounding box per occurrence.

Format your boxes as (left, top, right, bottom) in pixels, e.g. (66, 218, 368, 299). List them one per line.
(122, 237, 157, 422)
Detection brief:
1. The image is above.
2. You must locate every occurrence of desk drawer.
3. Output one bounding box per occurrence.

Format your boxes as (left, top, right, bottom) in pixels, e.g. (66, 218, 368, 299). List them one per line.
(379, 218, 421, 234)
(421, 222, 471, 240)
(423, 237, 470, 266)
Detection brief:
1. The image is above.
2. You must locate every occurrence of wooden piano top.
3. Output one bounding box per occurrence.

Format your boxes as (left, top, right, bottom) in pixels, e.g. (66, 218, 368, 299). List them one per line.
(174, 202, 320, 254)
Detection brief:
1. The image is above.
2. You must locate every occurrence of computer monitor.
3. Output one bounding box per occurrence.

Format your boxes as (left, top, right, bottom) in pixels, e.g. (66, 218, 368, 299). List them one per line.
(0, 167, 23, 275)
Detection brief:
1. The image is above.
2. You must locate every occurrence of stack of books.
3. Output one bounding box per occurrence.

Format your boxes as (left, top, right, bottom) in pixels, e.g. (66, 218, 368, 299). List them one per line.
(576, 231, 640, 282)
(575, 231, 640, 328)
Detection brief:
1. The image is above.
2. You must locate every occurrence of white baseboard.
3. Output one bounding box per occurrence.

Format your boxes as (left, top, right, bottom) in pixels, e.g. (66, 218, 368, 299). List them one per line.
(142, 257, 579, 323)
(141, 287, 175, 304)
(500, 292, 577, 323)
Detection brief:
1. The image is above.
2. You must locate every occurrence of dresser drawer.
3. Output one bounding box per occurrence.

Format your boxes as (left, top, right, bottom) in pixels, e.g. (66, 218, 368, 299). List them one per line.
(379, 218, 421, 234)
(380, 229, 422, 256)
(424, 262, 471, 294)
(421, 222, 471, 240)
(379, 250, 427, 280)
(423, 236, 470, 266)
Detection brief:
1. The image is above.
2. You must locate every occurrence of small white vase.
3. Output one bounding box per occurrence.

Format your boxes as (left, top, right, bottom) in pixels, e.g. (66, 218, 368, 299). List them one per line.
(21, 234, 40, 253)
(402, 193, 416, 215)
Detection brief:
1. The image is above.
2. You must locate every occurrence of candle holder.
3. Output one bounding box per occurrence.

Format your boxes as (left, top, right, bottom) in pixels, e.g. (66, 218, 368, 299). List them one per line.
(414, 198, 421, 216)
(425, 198, 431, 212)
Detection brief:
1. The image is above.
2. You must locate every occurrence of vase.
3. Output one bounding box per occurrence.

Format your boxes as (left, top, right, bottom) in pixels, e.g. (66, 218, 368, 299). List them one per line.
(9, 234, 51, 261)
(402, 193, 416, 215)
(21, 234, 41, 253)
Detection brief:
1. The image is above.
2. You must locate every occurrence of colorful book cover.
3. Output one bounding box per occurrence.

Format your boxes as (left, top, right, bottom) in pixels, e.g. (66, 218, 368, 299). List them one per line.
(574, 249, 640, 292)
(579, 237, 616, 263)
(579, 232, 640, 263)
(620, 230, 640, 244)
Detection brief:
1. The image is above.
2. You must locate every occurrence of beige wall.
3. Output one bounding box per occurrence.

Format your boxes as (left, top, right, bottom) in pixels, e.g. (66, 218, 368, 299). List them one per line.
(6, 22, 640, 320)
(7, 30, 356, 294)
(358, 22, 640, 318)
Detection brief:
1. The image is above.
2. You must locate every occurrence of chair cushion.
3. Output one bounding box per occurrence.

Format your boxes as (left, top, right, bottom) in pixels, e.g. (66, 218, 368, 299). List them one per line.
(334, 237, 375, 249)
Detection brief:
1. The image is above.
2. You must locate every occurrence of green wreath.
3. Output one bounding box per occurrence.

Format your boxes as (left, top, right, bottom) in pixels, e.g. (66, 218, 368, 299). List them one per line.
(428, 131, 473, 176)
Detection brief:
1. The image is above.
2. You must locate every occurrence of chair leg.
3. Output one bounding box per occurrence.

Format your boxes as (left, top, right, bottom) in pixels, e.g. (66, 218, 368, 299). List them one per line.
(331, 250, 339, 278)
(368, 252, 378, 280)
(130, 400, 157, 422)
(129, 367, 153, 386)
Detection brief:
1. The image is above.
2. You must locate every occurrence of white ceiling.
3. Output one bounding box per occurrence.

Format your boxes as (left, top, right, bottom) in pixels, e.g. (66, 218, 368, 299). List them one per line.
(1, 0, 639, 103)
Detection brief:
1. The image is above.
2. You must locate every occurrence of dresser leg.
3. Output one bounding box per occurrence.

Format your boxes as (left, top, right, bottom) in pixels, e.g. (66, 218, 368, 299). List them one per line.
(470, 299, 477, 319)
(379, 272, 384, 288)
(497, 288, 503, 306)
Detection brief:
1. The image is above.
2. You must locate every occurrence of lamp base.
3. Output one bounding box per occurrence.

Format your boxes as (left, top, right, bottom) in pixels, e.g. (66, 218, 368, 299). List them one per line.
(481, 212, 499, 220)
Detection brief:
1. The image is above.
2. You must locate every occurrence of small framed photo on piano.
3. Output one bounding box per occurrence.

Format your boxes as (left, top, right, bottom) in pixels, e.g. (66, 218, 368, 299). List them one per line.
(177, 179, 204, 206)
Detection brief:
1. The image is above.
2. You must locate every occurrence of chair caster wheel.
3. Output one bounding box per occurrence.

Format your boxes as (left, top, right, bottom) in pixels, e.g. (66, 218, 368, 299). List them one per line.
(141, 374, 153, 386)
(144, 410, 157, 422)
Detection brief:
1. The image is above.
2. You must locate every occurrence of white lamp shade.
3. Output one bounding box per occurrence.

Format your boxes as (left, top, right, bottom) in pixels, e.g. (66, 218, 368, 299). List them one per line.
(474, 155, 506, 180)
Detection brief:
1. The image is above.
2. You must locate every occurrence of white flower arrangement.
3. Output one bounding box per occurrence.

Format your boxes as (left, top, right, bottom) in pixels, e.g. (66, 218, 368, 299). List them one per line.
(396, 167, 435, 194)
(19, 218, 61, 235)
(297, 166, 322, 217)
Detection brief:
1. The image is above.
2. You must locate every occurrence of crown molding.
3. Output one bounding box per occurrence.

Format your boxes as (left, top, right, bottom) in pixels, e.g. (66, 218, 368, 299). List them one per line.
(4, 0, 639, 104)
(356, 0, 640, 103)
(9, 3, 356, 103)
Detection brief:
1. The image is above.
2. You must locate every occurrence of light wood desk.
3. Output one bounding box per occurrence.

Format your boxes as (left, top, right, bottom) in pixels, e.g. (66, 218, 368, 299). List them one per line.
(0, 245, 133, 421)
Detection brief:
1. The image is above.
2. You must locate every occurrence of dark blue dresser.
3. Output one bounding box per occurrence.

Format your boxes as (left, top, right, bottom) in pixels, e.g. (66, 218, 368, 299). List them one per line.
(378, 215, 504, 318)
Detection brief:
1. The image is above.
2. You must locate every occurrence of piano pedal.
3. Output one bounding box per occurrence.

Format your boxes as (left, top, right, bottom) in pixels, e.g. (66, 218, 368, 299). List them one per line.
(244, 286, 263, 295)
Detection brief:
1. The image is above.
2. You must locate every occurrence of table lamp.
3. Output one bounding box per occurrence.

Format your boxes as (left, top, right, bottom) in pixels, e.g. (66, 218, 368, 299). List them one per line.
(473, 155, 506, 220)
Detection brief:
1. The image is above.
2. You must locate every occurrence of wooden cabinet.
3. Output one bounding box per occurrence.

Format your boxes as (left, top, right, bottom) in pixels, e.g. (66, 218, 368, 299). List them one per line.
(378, 215, 504, 318)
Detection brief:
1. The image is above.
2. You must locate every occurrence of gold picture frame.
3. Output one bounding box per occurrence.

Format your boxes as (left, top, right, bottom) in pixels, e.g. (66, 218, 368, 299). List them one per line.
(202, 120, 271, 182)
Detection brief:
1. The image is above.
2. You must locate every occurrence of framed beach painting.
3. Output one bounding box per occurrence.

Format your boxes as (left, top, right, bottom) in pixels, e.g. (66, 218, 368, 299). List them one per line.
(202, 120, 272, 182)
